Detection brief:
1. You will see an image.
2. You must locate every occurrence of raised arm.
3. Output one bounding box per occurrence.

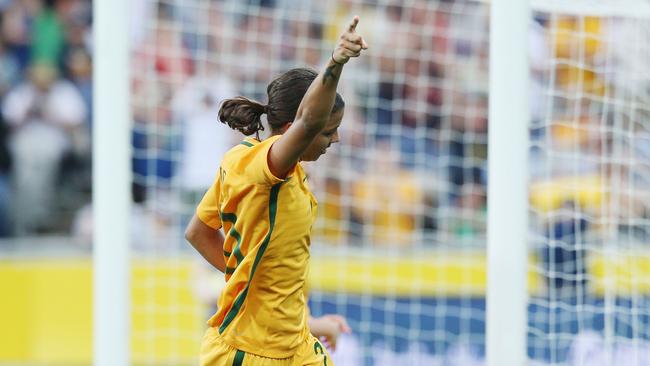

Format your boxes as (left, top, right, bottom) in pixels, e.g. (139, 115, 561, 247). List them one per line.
(268, 16, 368, 178)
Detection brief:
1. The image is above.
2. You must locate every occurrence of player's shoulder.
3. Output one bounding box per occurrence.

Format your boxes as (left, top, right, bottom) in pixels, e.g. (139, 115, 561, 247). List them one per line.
(226, 136, 280, 162)
(222, 135, 286, 186)
(219, 137, 262, 176)
(222, 138, 253, 163)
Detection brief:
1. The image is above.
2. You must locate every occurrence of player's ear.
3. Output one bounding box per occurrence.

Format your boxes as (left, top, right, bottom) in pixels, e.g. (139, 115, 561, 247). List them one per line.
(282, 122, 293, 133)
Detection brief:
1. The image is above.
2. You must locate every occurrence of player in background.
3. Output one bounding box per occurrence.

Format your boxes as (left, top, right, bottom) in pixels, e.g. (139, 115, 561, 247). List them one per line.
(184, 16, 367, 366)
(309, 313, 352, 352)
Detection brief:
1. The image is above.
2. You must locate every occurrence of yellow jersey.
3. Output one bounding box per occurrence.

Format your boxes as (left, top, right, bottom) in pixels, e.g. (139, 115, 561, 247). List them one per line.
(196, 135, 318, 358)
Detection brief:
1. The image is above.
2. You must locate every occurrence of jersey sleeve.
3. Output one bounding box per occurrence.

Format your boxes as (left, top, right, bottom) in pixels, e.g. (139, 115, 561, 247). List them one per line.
(243, 135, 295, 185)
(196, 173, 223, 229)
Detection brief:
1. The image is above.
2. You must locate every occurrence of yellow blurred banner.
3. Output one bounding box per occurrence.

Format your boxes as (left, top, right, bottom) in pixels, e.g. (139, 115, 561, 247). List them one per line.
(0, 258, 204, 366)
(590, 251, 650, 296)
(0, 259, 93, 365)
(2, 251, 650, 364)
(310, 252, 541, 296)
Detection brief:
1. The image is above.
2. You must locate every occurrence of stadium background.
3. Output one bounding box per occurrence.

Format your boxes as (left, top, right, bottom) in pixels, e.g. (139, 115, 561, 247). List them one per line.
(1, 0, 650, 365)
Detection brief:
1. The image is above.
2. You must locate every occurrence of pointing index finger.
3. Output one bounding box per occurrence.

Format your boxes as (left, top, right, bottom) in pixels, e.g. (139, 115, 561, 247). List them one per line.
(348, 15, 359, 33)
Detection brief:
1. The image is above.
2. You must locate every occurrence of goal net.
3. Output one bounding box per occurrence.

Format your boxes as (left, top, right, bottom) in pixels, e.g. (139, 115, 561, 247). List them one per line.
(129, 0, 490, 364)
(126, 0, 650, 365)
(528, 0, 650, 364)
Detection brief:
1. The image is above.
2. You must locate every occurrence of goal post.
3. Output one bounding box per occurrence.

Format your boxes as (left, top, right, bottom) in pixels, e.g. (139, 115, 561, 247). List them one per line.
(91, 0, 650, 365)
(93, 0, 131, 365)
(487, 1, 530, 366)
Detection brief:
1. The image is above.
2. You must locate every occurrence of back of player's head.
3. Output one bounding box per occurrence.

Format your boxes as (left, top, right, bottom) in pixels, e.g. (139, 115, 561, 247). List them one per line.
(218, 68, 344, 136)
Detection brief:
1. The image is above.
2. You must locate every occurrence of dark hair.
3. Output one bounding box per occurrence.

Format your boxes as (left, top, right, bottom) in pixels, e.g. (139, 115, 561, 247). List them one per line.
(218, 68, 345, 136)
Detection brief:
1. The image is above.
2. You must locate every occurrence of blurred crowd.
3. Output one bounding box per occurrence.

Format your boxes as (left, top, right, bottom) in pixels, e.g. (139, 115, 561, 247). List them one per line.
(0, 0, 91, 237)
(127, 0, 491, 248)
(2, 0, 649, 251)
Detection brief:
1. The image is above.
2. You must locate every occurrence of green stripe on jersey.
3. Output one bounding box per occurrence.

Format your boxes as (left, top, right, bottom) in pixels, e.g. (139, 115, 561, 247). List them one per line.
(220, 213, 244, 264)
(232, 350, 245, 366)
(219, 182, 283, 334)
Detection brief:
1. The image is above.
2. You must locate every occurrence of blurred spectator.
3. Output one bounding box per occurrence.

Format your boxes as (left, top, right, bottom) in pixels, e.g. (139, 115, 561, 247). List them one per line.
(2, 0, 40, 72)
(31, 0, 65, 67)
(132, 3, 193, 89)
(130, 2, 194, 204)
(529, 16, 550, 130)
(530, 175, 606, 215)
(604, 17, 650, 105)
(0, 38, 20, 95)
(552, 16, 604, 95)
(61, 0, 91, 51)
(422, 191, 439, 240)
(1, 0, 644, 249)
(351, 142, 422, 246)
(282, 18, 324, 68)
(447, 91, 488, 200)
(541, 200, 589, 298)
(449, 183, 486, 241)
(312, 175, 347, 244)
(0, 112, 11, 236)
(171, 60, 239, 198)
(227, 9, 277, 100)
(131, 78, 175, 204)
(64, 47, 91, 130)
(3, 61, 87, 234)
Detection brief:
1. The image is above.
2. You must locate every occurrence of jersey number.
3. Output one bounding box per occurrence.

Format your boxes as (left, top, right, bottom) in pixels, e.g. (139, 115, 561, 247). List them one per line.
(313, 341, 328, 366)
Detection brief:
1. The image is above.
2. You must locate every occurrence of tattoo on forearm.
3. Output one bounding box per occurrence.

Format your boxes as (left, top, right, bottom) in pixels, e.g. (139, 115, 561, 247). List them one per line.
(323, 64, 340, 85)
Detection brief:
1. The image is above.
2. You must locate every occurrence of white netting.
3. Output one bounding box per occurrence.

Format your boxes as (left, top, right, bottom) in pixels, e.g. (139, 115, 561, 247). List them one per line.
(130, 0, 490, 364)
(127, 0, 650, 365)
(528, 1, 650, 365)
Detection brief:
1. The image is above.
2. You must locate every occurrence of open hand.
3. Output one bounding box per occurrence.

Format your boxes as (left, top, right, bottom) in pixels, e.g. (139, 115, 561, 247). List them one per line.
(310, 314, 352, 351)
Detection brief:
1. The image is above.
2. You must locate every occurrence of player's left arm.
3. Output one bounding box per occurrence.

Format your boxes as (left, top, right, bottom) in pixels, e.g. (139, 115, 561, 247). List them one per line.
(185, 214, 226, 273)
(308, 314, 352, 351)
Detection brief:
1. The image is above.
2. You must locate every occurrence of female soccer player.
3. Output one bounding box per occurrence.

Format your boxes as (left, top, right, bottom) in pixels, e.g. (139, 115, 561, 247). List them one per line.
(184, 16, 367, 366)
